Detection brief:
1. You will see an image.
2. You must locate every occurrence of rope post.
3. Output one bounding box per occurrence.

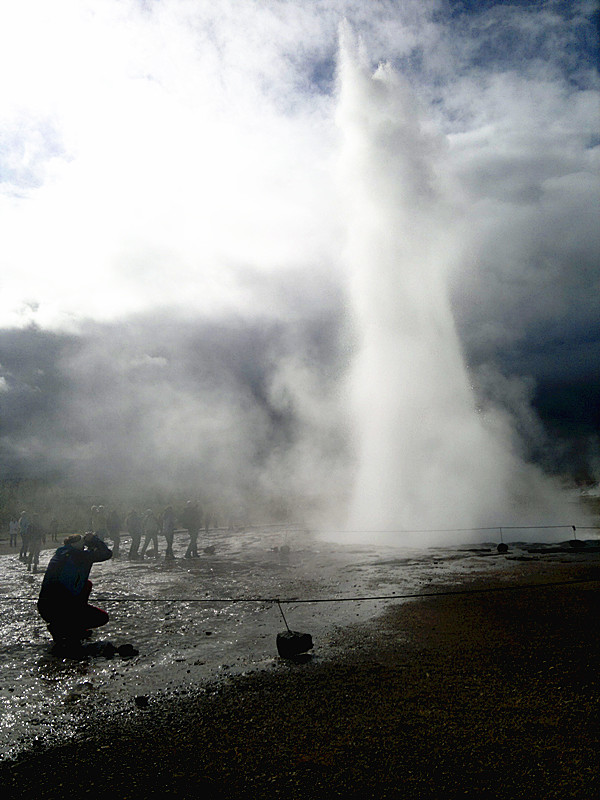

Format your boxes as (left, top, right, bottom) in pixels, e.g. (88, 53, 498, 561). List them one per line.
(497, 527, 508, 554)
(274, 599, 314, 659)
(275, 599, 291, 632)
(569, 525, 584, 549)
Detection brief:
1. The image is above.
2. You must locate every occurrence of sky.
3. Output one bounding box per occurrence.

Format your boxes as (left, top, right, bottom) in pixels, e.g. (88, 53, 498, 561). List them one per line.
(0, 1, 598, 530)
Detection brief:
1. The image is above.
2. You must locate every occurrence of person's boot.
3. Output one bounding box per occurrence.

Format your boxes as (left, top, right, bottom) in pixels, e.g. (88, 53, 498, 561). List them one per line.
(47, 625, 81, 656)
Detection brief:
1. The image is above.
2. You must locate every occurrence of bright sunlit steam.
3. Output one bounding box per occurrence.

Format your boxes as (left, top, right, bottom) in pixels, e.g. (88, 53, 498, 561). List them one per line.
(337, 29, 576, 542)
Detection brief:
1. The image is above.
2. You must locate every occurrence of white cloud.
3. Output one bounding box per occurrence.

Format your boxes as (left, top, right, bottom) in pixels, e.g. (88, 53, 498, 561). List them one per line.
(2, 1, 595, 338)
(0, 0, 343, 327)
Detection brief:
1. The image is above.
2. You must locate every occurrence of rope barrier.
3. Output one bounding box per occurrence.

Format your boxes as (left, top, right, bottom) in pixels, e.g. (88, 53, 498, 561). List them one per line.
(1, 520, 597, 609)
(1, 577, 597, 604)
(315, 524, 600, 534)
(204, 523, 598, 534)
(1, 522, 598, 547)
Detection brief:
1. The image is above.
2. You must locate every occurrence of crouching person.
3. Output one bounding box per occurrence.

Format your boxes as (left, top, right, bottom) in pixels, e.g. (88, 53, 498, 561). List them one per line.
(37, 532, 112, 652)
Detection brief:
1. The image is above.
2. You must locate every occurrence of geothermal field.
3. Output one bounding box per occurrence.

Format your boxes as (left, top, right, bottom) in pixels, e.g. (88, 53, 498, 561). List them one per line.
(1, 519, 597, 763)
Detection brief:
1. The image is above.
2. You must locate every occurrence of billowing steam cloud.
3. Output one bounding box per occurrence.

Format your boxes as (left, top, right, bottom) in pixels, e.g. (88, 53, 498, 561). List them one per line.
(0, 298, 351, 524)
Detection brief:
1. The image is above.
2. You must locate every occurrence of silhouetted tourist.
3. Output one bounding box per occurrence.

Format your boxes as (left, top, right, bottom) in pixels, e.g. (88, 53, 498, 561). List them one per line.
(89, 505, 98, 531)
(26, 514, 44, 573)
(9, 518, 18, 547)
(162, 505, 176, 560)
(141, 509, 159, 558)
(37, 532, 112, 650)
(106, 509, 122, 557)
(93, 505, 108, 541)
(180, 500, 201, 559)
(125, 510, 142, 560)
(49, 517, 59, 542)
(18, 511, 30, 561)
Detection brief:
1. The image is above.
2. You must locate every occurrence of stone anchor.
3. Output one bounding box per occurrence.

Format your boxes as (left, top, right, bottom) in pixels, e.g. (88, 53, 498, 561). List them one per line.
(274, 601, 313, 659)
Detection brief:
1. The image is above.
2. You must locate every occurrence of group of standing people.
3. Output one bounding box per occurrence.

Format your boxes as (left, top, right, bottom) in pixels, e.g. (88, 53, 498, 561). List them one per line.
(89, 505, 174, 560)
(9, 511, 59, 573)
(89, 505, 122, 556)
(6, 500, 210, 569)
(124, 501, 205, 560)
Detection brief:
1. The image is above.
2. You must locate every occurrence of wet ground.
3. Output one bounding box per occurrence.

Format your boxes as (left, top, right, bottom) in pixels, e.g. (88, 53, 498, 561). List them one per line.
(1, 526, 598, 760)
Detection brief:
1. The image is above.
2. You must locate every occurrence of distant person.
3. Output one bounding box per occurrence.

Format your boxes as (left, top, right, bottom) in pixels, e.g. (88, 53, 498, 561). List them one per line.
(141, 509, 159, 558)
(26, 514, 44, 573)
(9, 518, 18, 547)
(93, 505, 108, 541)
(125, 510, 143, 560)
(37, 532, 112, 650)
(180, 500, 201, 559)
(89, 505, 98, 531)
(106, 510, 122, 558)
(162, 505, 176, 560)
(18, 511, 30, 561)
(203, 509, 216, 554)
(49, 517, 59, 543)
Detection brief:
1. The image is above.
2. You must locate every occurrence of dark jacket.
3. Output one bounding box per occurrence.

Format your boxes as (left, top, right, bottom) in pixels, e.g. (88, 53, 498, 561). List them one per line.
(125, 512, 142, 536)
(180, 504, 202, 532)
(38, 536, 112, 604)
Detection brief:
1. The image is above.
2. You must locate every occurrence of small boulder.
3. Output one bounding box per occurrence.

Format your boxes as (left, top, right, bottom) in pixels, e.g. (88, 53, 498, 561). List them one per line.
(276, 630, 313, 659)
(118, 643, 139, 658)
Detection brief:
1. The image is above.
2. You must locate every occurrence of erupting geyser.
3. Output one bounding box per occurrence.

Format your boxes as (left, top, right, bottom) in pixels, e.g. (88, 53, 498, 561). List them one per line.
(337, 31, 565, 538)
